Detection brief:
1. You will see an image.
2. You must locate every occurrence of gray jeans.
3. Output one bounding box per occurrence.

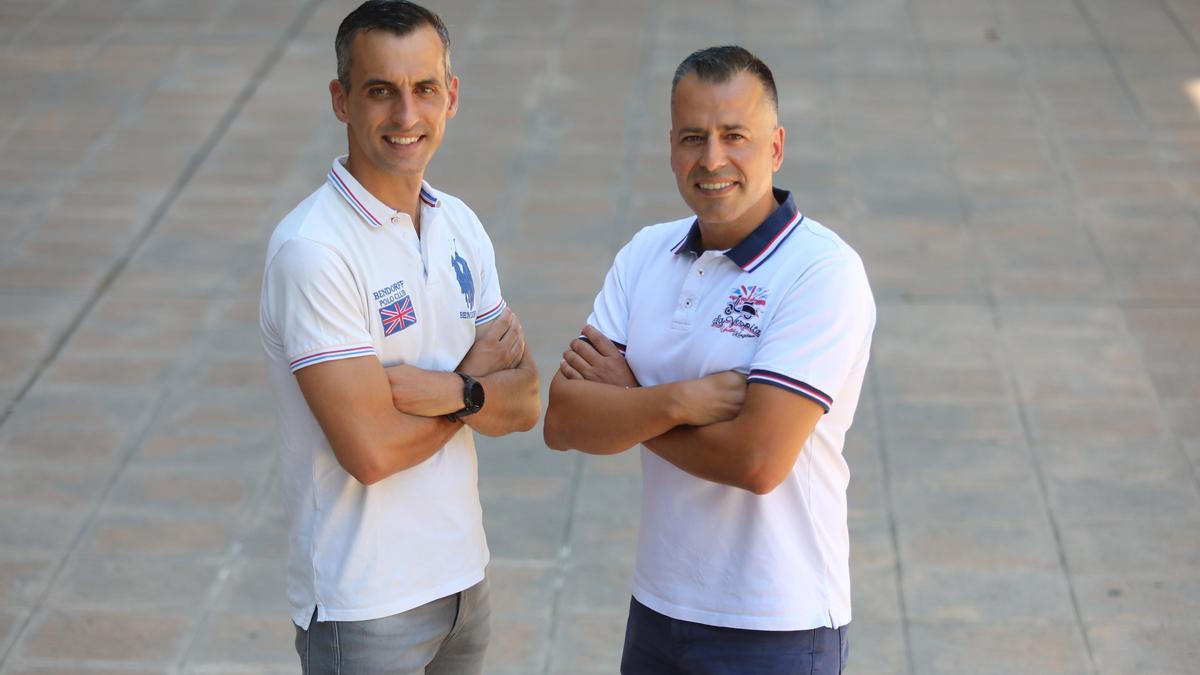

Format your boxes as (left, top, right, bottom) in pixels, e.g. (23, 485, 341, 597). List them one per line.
(294, 578, 491, 675)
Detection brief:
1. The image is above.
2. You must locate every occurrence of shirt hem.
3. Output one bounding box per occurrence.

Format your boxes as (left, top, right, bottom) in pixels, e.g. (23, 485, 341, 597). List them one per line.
(291, 567, 486, 630)
(631, 586, 848, 632)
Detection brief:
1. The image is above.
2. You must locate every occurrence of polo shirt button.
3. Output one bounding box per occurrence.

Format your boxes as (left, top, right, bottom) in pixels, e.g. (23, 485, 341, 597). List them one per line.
(683, 298, 693, 308)
(391, 215, 401, 224)
(697, 269, 705, 276)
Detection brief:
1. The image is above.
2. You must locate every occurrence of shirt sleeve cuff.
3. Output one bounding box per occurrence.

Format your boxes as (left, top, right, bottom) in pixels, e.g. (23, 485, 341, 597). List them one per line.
(747, 369, 832, 413)
(289, 345, 376, 373)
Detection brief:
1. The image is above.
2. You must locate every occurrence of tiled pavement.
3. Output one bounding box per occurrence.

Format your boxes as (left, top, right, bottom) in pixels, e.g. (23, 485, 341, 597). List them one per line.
(1, 0, 1198, 673)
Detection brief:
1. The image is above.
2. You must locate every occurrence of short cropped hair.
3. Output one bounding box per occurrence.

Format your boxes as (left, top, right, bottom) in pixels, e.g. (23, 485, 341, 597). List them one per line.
(335, 0, 451, 89)
(671, 45, 778, 113)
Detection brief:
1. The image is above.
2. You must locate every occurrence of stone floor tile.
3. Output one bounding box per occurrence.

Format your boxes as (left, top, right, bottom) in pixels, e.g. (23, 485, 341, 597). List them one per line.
(1046, 475, 1200, 522)
(1024, 399, 1171, 444)
(908, 621, 1091, 674)
(78, 514, 237, 558)
(1, 664, 170, 675)
(105, 465, 256, 517)
(0, 391, 155, 464)
(0, 462, 108, 510)
(879, 400, 1026, 445)
(889, 474, 1046, 526)
(1035, 441, 1191, 482)
(212, 559, 287, 615)
(0, 607, 29, 659)
(1087, 621, 1200, 675)
(903, 568, 1076, 625)
(545, 610, 626, 674)
(480, 494, 570, 562)
(852, 563, 903, 623)
(15, 608, 192, 663)
(566, 514, 638, 564)
(897, 521, 1060, 571)
(47, 556, 220, 611)
(485, 612, 551, 674)
(873, 363, 1011, 403)
(183, 612, 294, 671)
(885, 440, 1035, 485)
(560, 560, 634, 616)
(0, 507, 86, 557)
(233, 507, 287, 561)
(843, 621, 908, 675)
(487, 561, 557, 619)
(1073, 574, 1200, 626)
(0, 557, 54, 609)
(1059, 519, 1200, 575)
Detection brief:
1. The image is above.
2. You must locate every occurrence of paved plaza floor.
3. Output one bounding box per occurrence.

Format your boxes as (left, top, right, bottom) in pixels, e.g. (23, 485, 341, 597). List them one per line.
(1, 0, 1199, 673)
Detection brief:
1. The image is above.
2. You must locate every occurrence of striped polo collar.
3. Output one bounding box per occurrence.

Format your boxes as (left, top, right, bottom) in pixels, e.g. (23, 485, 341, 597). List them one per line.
(327, 155, 440, 229)
(671, 188, 804, 273)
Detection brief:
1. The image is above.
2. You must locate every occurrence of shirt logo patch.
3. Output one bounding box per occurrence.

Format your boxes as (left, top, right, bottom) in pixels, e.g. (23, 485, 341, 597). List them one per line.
(380, 295, 418, 335)
(451, 243, 476, 319)
(711, 284, 767, 339)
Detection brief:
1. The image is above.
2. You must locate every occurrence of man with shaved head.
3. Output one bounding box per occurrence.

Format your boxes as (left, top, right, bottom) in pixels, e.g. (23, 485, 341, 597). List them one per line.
(545, 46, 875, 674)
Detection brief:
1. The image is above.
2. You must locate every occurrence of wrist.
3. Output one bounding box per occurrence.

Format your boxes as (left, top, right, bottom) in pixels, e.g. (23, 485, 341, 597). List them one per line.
(446, 372, 485, 421)
(662, 381, 694, 426)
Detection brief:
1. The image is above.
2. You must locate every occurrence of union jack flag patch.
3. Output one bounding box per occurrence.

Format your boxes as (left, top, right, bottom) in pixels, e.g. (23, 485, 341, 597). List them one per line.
(380, 296, 417, 336)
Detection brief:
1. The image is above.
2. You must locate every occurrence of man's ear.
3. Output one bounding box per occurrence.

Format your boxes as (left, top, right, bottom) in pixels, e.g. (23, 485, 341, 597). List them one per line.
(771, 125, 785, 172)
(446, 75, 460, 120)
(330, 78, 349, 123)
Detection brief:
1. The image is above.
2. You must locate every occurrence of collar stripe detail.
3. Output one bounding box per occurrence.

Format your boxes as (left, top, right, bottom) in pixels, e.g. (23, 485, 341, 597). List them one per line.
(289, 345, 376, 373)
(671, 231, 692, 255)
(748, 369, 832, 412)
(328, 169, 384, 229)
(420, 188, 439, 208)
(577, 334, 627, 354)
(741, 211, 804, 272)
(475, 298, 507, 325)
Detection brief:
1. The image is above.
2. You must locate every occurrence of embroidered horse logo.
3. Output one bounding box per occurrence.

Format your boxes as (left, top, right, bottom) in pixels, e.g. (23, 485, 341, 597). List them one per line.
(451, 249, 475, 310)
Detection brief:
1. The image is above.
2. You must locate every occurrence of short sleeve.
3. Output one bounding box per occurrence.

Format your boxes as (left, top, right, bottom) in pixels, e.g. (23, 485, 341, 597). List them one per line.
(263, 238, 376, 373)
(583, 238, 634, 352)
(748, 254, 875, 412)
(472, 217, 507, 326)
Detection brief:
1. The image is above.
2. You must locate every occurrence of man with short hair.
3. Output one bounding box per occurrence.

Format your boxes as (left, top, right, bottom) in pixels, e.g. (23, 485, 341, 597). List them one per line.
(259, 2, 539, 672)
(544, 45, 875, 674)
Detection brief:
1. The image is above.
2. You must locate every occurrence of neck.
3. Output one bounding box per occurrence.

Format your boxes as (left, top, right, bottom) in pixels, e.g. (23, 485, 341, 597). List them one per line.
(698, 188, 778, 251)
(344, 153, 424, 233)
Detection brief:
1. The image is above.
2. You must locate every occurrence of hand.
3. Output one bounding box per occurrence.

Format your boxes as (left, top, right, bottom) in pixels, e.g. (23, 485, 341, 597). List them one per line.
(457, 309, 525, 377)
(676, 371, 747, 426)
(560, 325, 639, 388)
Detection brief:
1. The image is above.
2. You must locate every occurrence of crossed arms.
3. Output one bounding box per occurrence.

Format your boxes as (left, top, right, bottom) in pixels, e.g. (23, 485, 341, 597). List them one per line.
(296, 309, 540, 485)
(543, 326, 823, 495)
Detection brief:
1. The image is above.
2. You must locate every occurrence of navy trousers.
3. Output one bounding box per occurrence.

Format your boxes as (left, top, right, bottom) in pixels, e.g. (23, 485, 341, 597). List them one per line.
(620, 597, 848, 675)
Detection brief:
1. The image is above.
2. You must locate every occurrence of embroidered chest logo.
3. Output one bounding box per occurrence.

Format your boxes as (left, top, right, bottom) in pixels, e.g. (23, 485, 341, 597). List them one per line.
(451, 241, 476, 319)
(373, 279, 418, 336)
(711, 284, 767, 339)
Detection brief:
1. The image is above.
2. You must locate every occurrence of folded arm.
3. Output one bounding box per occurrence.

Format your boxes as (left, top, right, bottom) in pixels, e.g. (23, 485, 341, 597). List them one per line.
(295, 356, 462, 486)
(384, 308, 540, 436)
(548, 325, 823, 494)
(643, 383, 823, 494)
(543, 325, 744, 455)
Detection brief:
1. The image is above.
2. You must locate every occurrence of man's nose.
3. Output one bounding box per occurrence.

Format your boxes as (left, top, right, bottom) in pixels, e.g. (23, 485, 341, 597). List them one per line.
(390, 91, 419, 128)
(700, 138, 726, 172)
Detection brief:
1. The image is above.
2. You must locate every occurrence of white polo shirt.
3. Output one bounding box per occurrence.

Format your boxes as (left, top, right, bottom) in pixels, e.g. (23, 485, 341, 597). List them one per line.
(260, 156, 506, 629)
(586, 189, 875, 631)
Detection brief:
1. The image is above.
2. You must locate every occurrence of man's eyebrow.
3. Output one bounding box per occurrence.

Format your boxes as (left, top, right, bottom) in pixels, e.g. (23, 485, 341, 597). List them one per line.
(676, 124, 750, 134)
(360, 76, 442, 90)
(360, 78, 396, 89)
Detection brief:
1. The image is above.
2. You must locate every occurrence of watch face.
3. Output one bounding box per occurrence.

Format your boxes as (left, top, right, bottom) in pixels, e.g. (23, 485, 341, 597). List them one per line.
(467, 379, 485, 409)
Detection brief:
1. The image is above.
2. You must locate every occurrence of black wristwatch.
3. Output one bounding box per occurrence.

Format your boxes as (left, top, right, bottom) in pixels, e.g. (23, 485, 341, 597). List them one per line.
(447, 372, 484, 422)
